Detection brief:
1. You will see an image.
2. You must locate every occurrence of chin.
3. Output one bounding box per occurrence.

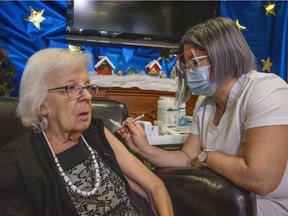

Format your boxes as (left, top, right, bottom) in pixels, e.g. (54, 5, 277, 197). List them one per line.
(77, 117, 91, 131)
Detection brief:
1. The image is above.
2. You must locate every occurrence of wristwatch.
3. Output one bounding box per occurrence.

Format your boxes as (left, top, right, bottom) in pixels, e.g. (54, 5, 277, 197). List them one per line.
(198, 150, 208, 163)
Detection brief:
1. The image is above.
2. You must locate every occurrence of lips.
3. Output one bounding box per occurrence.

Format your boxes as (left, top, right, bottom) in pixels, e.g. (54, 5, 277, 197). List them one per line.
(78, 111, 90, 120)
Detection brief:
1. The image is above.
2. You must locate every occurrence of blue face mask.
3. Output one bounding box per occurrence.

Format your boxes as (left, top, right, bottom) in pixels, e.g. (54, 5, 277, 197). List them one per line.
(186, 65, 217, 96)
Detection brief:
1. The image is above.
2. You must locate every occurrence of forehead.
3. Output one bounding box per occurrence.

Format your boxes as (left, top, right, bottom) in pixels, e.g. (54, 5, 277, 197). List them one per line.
(47, 65, 89, 86)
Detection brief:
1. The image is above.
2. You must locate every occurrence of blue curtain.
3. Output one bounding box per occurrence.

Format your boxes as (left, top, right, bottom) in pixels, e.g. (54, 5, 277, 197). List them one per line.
(220, 1, 288, 82)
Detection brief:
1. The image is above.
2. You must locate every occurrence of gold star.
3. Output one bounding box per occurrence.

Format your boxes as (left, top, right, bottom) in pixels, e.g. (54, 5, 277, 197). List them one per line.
(236, 19, 246, 31)
(68, 45, 82, 53)
(261, 57, 273, 72)
(24, 6, 46, 30)
(263, 1, 276, 16)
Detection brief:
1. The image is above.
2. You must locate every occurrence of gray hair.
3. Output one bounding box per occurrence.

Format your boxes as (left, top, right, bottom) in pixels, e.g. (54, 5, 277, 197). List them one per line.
(16, 48, 91, 130)
(176, 17, 257, 104)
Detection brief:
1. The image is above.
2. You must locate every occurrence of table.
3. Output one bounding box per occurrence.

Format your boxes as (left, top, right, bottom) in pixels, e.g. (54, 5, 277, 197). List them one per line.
(147, 134, 188, 146)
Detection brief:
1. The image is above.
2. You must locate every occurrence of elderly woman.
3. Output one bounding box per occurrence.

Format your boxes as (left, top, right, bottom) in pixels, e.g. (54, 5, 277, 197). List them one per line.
(0, 48, 173, 216)
(118, 17, 288, 216)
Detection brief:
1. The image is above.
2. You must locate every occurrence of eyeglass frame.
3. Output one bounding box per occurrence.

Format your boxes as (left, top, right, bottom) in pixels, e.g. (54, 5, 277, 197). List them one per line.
(48, 84, 99, 99)
(175, 49, 208, 71)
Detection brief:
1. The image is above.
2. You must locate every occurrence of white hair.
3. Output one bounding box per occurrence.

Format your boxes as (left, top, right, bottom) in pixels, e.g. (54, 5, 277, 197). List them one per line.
(16, 48, 91, 130)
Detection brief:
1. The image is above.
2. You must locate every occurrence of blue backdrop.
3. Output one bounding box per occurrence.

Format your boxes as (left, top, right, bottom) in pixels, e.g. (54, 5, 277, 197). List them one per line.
(220, 1, 288, 82)
(0, 1, 287, 96)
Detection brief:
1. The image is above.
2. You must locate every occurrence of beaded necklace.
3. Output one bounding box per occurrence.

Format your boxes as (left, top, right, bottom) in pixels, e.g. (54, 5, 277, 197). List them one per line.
(42, 131, 101, 197)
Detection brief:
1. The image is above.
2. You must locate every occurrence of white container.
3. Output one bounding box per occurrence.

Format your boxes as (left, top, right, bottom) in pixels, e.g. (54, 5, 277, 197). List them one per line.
(178, 103, 187, 126)
(157, 96, 178, 134)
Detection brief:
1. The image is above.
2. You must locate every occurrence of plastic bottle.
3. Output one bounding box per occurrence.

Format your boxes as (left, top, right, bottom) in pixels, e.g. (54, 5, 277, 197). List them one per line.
(157, 96, 178, 134)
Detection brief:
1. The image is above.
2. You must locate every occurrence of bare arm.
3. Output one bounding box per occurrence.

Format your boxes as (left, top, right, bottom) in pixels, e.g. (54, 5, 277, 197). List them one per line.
(105, 128, 174, 216)
(203, 125, 288, 196)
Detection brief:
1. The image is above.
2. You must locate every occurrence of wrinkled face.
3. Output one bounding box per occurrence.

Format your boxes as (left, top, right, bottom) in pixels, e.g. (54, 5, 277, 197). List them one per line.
(41, 65, 92, 135)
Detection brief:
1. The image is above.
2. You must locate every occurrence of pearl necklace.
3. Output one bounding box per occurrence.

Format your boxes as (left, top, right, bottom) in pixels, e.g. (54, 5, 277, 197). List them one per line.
(42, 131, 101, 197)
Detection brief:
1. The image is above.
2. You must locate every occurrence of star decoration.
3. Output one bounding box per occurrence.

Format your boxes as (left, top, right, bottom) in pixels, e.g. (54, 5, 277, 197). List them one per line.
(68, 45, 82, 53)
(158, 48, 171, 62)
(24, 6, 46, 30)
(236, 19, 246, 31)
(263, 1, 276, 16)
(261, 57, 273, 72)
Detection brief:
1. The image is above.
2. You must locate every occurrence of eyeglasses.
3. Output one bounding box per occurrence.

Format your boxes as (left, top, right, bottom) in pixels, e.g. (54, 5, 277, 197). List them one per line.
(48, 84, 99, 99)
(175, 49, 208, 72)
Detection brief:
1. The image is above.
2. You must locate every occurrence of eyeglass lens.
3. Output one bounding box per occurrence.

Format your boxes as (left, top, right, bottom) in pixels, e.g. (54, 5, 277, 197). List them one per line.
(67, 85, 98, 98)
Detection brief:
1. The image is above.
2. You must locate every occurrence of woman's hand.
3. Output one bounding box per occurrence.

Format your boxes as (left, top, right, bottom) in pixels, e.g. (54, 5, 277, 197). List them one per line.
(117, 118, 150, 155)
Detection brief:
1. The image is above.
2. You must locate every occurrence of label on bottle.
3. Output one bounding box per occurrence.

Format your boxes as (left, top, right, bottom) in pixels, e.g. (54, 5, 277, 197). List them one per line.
(157, 97, 178, 134)
(178, 103, 186, 126)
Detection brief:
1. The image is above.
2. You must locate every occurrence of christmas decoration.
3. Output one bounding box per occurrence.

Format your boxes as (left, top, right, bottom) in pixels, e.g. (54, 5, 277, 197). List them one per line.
(24, 6, 46, 30)
(125, 67, 141, 75)
(116, 70, 123, 76)
(145, 60, 161, 75)
(263, 1, 276, 16)
(158, 71, 166, 78)
(68, 44, 81, 53)
(262, 57, 273, 72)
(157, 48, 171, 62)
(94, 56, 116, 75)
(236, 19, 246, 31)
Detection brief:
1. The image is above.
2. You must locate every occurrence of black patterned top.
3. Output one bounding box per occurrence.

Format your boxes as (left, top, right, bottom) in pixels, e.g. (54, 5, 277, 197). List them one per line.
(57, 140, 139, 216)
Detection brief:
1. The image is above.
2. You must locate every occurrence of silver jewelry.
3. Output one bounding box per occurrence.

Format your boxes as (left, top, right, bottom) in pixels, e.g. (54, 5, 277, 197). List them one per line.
(43, 131, 101, 197)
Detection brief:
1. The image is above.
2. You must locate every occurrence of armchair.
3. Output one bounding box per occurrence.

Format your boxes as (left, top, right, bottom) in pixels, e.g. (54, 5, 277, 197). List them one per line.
(155, 166, 257, 216)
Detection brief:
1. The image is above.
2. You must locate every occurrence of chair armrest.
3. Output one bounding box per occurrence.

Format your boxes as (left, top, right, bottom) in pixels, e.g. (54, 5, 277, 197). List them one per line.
(154, 166, 257, 216)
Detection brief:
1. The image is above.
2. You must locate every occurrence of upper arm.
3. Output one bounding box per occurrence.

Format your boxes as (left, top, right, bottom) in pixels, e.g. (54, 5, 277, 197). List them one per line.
(104, 128, 163, 190)
(245, 125, 288, 179)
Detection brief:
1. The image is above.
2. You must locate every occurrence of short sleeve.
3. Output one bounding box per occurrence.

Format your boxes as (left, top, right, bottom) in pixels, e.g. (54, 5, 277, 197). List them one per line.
(244, 74, 288, 129)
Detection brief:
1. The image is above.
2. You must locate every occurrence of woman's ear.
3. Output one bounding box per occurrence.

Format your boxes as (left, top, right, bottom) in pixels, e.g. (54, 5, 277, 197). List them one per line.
(39, 103, 48, 116)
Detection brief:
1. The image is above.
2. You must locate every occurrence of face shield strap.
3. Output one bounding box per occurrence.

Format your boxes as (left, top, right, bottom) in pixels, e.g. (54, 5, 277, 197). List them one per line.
(191, 49, 207, 65)
(175, 49, 207, 75)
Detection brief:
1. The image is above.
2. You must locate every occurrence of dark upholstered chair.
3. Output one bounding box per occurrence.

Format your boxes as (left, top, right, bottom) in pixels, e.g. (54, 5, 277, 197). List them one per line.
(155, 167, 257, 216)
(0, 96, 128, 148)
(0, 96, 28, 147)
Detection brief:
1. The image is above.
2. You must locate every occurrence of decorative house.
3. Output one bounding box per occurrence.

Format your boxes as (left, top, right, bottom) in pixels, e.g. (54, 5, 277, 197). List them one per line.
(145, 60, 161, 75)
(94, 56, 116, 75)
